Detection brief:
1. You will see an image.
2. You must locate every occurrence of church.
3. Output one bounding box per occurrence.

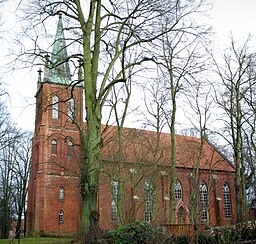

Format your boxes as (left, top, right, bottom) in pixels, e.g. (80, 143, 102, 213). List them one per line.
(26, 16, 237, 237)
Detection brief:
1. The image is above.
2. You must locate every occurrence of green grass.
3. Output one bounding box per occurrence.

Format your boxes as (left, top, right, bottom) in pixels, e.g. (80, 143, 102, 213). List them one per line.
(0, 237, 72, 244)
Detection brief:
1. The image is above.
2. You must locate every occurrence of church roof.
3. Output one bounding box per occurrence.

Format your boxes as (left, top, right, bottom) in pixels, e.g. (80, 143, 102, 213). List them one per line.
(47, 14, 71, 84)
(101, 125, 235, 173)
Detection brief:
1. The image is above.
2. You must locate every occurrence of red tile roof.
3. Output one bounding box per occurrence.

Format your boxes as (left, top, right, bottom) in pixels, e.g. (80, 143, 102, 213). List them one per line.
(101, 126, 235, 173)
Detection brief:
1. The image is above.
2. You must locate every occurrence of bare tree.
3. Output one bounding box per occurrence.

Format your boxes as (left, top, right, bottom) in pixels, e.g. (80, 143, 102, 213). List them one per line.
(146, 0, 212, 223)
(183, 78, 214, 225)
(212, 36, 256, 221)
(12, 131, 32, 238)
(12, 0, 193, 232)
(0, 92, 31, 238)
(0, 101, 20, 151)
(139, 77, 169, 221)
(0, 127, 23, 239)
(239, 52, 256, 209)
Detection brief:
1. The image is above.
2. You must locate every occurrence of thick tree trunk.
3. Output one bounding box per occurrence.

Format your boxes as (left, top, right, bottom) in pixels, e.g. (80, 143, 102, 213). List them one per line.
(81, 112, 102, 232)
(77, 0, 102, 232)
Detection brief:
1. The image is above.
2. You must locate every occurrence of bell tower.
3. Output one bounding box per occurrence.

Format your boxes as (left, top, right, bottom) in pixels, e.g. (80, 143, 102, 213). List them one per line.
(27, 15, 83, 237)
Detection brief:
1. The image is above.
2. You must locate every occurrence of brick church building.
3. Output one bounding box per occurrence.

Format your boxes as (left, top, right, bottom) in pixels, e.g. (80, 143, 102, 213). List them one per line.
(26, 16, 237, 237)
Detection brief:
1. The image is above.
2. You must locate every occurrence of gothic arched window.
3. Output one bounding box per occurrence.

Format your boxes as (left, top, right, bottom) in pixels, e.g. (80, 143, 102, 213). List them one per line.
(68, 141, 73, 157)
(52, 140, 57, 155)
(200, 182, 208, 221)
(68, 98, 74, 120)
(144, 179, 153, 222)
(59, 210, 64, 224)
(223, 183, 232, 219)
(111, 181, 118, 220)
(52, 95, 59, 119)
(175, 180, 182, 200)
(59, 187, 64, 201)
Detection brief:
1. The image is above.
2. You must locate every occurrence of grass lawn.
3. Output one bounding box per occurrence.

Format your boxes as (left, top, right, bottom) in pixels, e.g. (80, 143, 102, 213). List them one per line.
(0, 237, 73, 244)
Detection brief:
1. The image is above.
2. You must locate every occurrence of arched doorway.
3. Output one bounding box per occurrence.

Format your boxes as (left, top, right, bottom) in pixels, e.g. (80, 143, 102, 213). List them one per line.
(177, 206, 186, 224)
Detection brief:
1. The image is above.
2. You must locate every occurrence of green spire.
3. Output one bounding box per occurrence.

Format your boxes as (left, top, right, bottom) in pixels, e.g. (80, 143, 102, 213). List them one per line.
(48, 14, 71, 84)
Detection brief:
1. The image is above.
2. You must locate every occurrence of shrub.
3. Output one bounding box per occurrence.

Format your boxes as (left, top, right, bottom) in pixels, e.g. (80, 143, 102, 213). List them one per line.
(177, 235, 189, 244)
(222, 229, 239, 243)
(251, 227, 256, 239)
(241, 226, 252, 240)
(109, 221, 151, 243)
(211, 233, 222, 244)
(108, 221, 174, 244)
(197, 234, 211, 244)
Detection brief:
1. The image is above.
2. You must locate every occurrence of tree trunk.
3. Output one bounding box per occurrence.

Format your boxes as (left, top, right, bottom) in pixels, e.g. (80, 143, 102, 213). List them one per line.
(117, 126, 124, 226)
(81, 111, 102, 232)
(234, 84, 248, 222)
(169, 80, 177, 224)
(190, 134, 205, 225)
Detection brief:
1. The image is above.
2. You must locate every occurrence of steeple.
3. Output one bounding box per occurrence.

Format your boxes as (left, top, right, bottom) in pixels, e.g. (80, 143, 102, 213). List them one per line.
(47, 14, 71, 84)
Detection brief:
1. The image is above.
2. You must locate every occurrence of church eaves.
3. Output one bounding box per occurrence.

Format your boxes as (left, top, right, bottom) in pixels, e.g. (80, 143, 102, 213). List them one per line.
(47, 14, 71, 85)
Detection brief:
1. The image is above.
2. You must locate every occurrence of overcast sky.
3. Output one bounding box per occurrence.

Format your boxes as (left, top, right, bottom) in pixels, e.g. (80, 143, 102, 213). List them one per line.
(213, 0, 256, 38)
(1, 0, 256, 131)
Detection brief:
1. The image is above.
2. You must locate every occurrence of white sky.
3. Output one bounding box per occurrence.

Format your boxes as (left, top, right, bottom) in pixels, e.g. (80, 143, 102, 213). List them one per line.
(213, 0, 256, 38)
(1, 0, 256, 131)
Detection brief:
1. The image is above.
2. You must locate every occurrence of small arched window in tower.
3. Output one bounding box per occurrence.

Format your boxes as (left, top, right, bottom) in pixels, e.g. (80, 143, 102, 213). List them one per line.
(68, 98, 74, 120)
(144, 179, 153, 222)
(223, 183, 232, 219)
(68, 141, 73, 157)
(200, 182, 208, 222)
(52, 139, 57, 155)
(111, 180, 118, 220)
(59, 210, 64, 224)
(52, 95, 59, 119)
(59, 187, 64, 201)
(175, 180, 182, 200)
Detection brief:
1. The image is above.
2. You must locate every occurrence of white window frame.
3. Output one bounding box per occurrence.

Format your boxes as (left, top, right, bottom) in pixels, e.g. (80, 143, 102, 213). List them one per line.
(59, 187, 64, 201)
(52, 95, 59, 119)
(68, 141, 73, 157)
(200, 182, 208, 222)
(59, 210, 64, 224)
(52, 139, 57, 155)
(144, 179, 153, 222)
(223, 183, 232, 219)
(111, 181, 118, 220)
(175, 180, 182, 200)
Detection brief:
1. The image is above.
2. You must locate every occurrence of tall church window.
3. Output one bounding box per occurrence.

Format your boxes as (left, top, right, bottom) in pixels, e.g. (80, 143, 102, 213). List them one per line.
(223, 183, 232, 219)
(111, 180, 118, 220)
(144, 179, 153, 222)
(59, 187, 64, 201)
(175, 180, 182, 200)
(52, 139, 57, 155)
(200, 182, 208, 221)
(68, 141, 73, 157)
(52, 95, 59, 119)
(68, 98, 74, 120)
(59, 210, 64, 224)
